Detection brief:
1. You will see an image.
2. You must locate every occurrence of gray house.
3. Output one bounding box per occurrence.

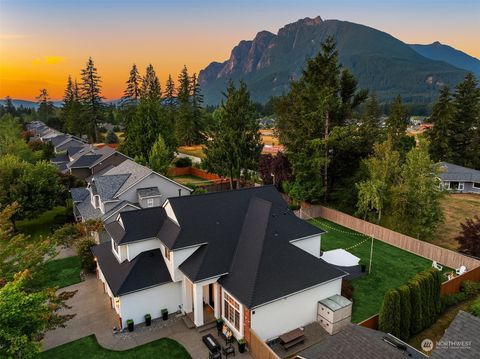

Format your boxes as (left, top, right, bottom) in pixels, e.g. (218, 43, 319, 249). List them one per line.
(438, 162, 480, 194)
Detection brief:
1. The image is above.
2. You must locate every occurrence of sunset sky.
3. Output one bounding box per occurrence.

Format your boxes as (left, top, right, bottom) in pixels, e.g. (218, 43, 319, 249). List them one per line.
(1, 0, 479, 101)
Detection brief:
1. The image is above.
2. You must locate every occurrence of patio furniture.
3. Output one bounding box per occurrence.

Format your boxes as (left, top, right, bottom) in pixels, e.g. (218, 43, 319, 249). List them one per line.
(219, 325, 234, 345)
(432, 261, 443, 271)
(202, 334, 221, 354)
(209, 351, 221, 359)
(222, 344, 235, 358)
(456, 265, 467, 275)
(279, 327, 305, 350)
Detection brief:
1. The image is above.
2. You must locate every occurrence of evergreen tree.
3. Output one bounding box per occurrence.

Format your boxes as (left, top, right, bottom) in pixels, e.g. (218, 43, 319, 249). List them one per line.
(379, 289, 401, 338)
(140, 64, 161, 101)
(204, 81, 262, 189)
(164, 74, 176, 107)
(385, 95, 409, 149)
(148, 134, 174, 175)
(397, 285, 411, 341)
(451, 73, 480, 169)
(276, 37, 367, 203)
(105, 129, 118, 144)
(427, 86, 454, 162)
(62, 76, 83, 135)
(3, 96, 16, 116)
(79, 57, 104, 142)
(175, 65, 199, 145)
(177, 65, 190, 104)
(121, 63, 141, 105)
(36, 88, 54, 123)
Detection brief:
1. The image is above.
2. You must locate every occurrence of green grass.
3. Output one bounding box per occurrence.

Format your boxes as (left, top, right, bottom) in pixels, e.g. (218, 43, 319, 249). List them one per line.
(173, 175, 211, 185)
(311, 218, 450, 323)
(39, 335, 192, 359)
(33, 256, 82, 289)
(16, 206, 67, 241)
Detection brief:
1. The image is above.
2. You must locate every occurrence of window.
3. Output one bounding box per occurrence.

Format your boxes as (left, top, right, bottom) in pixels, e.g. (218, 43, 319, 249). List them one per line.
(112, 240, 119, 255)
(458, 182, 465, 191)
(223, 292, 240, 331)
(164, 247, 171, 261)
(147, 198, 154, 207)
(474, 183, 480, 189)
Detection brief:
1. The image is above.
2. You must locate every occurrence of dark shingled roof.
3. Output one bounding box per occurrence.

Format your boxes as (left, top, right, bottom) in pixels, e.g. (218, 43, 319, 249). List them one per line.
(92, 174, 130, 201)
(431, 310, 480, 359)
(56, 138, 84, 152)
(67, 146, 85, 157)
(70, 187, 89, 202)
(92, 242, 172, 296)
(299, 324, 427, 359)
(51, 153, 69, 163)
(69, 154, 102, 168)
(105, 206, 167, 244)
(50, 134, 69, 146)
(137, 187, 161, 198)
(438, 162, 480, 182)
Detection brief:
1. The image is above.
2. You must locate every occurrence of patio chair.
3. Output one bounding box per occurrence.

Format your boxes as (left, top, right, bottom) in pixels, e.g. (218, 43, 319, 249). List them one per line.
(456, 265, 467, 275)
(209, 351, 221, 359)
(432, 261, 443, 271)
(222, 344, 235, 358)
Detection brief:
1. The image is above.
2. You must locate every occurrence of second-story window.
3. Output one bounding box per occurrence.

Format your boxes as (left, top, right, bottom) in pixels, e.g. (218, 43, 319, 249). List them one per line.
(147, 198, 154, 207)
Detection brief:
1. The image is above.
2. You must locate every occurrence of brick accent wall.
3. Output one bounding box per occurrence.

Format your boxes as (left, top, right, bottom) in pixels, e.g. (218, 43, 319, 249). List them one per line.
(243, 306, 251, 345)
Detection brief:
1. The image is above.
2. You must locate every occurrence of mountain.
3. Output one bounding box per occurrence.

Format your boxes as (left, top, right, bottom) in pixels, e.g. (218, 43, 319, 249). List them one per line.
(410, 41, 480, 77)
(199, 16, 468, 105)
(0, 99, 64, 109)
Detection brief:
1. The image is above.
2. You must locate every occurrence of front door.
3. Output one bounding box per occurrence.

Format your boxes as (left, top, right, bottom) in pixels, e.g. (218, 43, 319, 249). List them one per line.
(208, 283, 215, 308)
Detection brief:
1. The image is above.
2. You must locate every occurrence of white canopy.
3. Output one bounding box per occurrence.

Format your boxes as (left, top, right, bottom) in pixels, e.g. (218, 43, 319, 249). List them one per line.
(321, 249, 360, 267)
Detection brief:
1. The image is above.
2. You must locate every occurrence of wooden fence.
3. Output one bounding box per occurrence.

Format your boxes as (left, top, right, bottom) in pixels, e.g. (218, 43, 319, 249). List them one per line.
(298, 204, 480, 270)
(168, 166, 225, 181)
(249, 330, 280, 359)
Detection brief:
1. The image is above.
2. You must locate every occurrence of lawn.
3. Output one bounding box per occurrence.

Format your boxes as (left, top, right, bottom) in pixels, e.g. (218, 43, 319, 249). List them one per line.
(177, 145, 206, 159)
(39, 335, 192, 359)
(33, 256, 82, 289)
(408, 294, 480, 354)
(433, 193, 480, 250)
(311, 218, 450, 323)
(173, 174, 210, 185)
(16, 206, 67, 241)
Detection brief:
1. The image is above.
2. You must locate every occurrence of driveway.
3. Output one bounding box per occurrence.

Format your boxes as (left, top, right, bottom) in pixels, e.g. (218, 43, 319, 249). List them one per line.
(43, 275, 252, 359)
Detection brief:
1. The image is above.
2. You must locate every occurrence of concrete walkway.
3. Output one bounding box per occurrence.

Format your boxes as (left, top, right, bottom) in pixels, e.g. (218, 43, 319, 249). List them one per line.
(43, 275, 252, 359)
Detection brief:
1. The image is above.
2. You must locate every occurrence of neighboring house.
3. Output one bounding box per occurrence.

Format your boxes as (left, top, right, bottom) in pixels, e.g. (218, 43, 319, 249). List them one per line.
(297, 324, 427, 359)
(72, 159, 191, 223)
(67, 146, 128, 180)
(430, 310, 480, 359)
(92, 186, 347, 345)
(47, 133, 86, 153)
(438, 162, 480, 194)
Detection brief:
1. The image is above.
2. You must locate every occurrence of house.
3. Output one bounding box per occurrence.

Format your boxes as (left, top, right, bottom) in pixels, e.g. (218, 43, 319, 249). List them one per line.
(66, 146, 128, 180)
(438, 162, 480, 194)
(92, 186, 347, 345)
(297, 324, 427, 359)
(72, 159, 192, 224)
(430, 310, 480, 359)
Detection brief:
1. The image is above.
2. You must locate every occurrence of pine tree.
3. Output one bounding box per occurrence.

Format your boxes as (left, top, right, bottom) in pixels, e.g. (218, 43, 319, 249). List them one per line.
(79, 57, 104, 142)
(204, 81, 262, 189)
(386, 95, 407, 143)
(121, 64, 141, 105)
(164, 74, 176, 107)
(177, 65, 190, 104)
(379, 289, 401, 337)
(175, 65, 200, 145)
(4, 96, 16, 116)
(36, 88, 54, 123)
(451, 73, 480, 169)
(148, 134, 174, 175)
(140, 64, 161, 102)
(428, 86, 454, 162)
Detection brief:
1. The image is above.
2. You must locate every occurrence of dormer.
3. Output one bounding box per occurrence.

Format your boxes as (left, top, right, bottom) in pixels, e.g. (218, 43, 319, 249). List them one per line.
(137, 187, 162, 208)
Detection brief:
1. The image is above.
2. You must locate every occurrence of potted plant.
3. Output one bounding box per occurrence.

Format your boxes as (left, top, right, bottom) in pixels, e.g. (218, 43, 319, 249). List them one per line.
(145, 314, 151, 326)
(238, 338, 246, 353)
(161, 308, 168, 321)
(126, 319, 134, 332)
(216, 317, 224, 331)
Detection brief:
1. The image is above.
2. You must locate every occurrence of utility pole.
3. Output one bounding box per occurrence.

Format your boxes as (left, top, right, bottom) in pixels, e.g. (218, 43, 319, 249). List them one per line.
(324, 110, 329, 203)
(369, 234, 374, 273)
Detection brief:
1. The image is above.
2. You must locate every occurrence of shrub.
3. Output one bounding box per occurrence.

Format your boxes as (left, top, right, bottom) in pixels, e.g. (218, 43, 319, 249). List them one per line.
(441, 292, 467, 310)
(461, 280, 480, 297)
(105, 130, 119, 144)
(398, 285, 411, 340)
(75, 237, 96, 273)
(175, 157, 192, 168)
(50, 223, 79, 246)
(379, 289, 401, 337)
(288, 204, 300, 211)
(468, 298, 480, 317)
(408, 279, 423, 335)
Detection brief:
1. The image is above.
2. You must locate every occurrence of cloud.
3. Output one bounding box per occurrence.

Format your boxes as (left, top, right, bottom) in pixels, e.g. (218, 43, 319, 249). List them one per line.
(32, 56, 65, 65)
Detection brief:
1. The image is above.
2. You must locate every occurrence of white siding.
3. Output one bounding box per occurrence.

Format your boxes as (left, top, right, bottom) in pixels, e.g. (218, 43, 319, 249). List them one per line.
(111, 239, 128, 262)
(291, 235, 321, 258)
(118, 282, 182, 327)
(250, 278, 342, 341)
(162, 200, 178, 224)
(171, 246, 201, 282)
(126, 238, 162, 261)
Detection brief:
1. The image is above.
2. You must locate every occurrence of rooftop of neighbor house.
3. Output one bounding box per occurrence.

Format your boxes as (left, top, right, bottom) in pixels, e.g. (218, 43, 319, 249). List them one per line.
(99, 186, 346, 309)
(68, 146, 118, 169)
(297, 324, 427, 359)
(438, 162, 480, 182)
(430, 310, 480, 359)
(100, 159, 152, 194)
